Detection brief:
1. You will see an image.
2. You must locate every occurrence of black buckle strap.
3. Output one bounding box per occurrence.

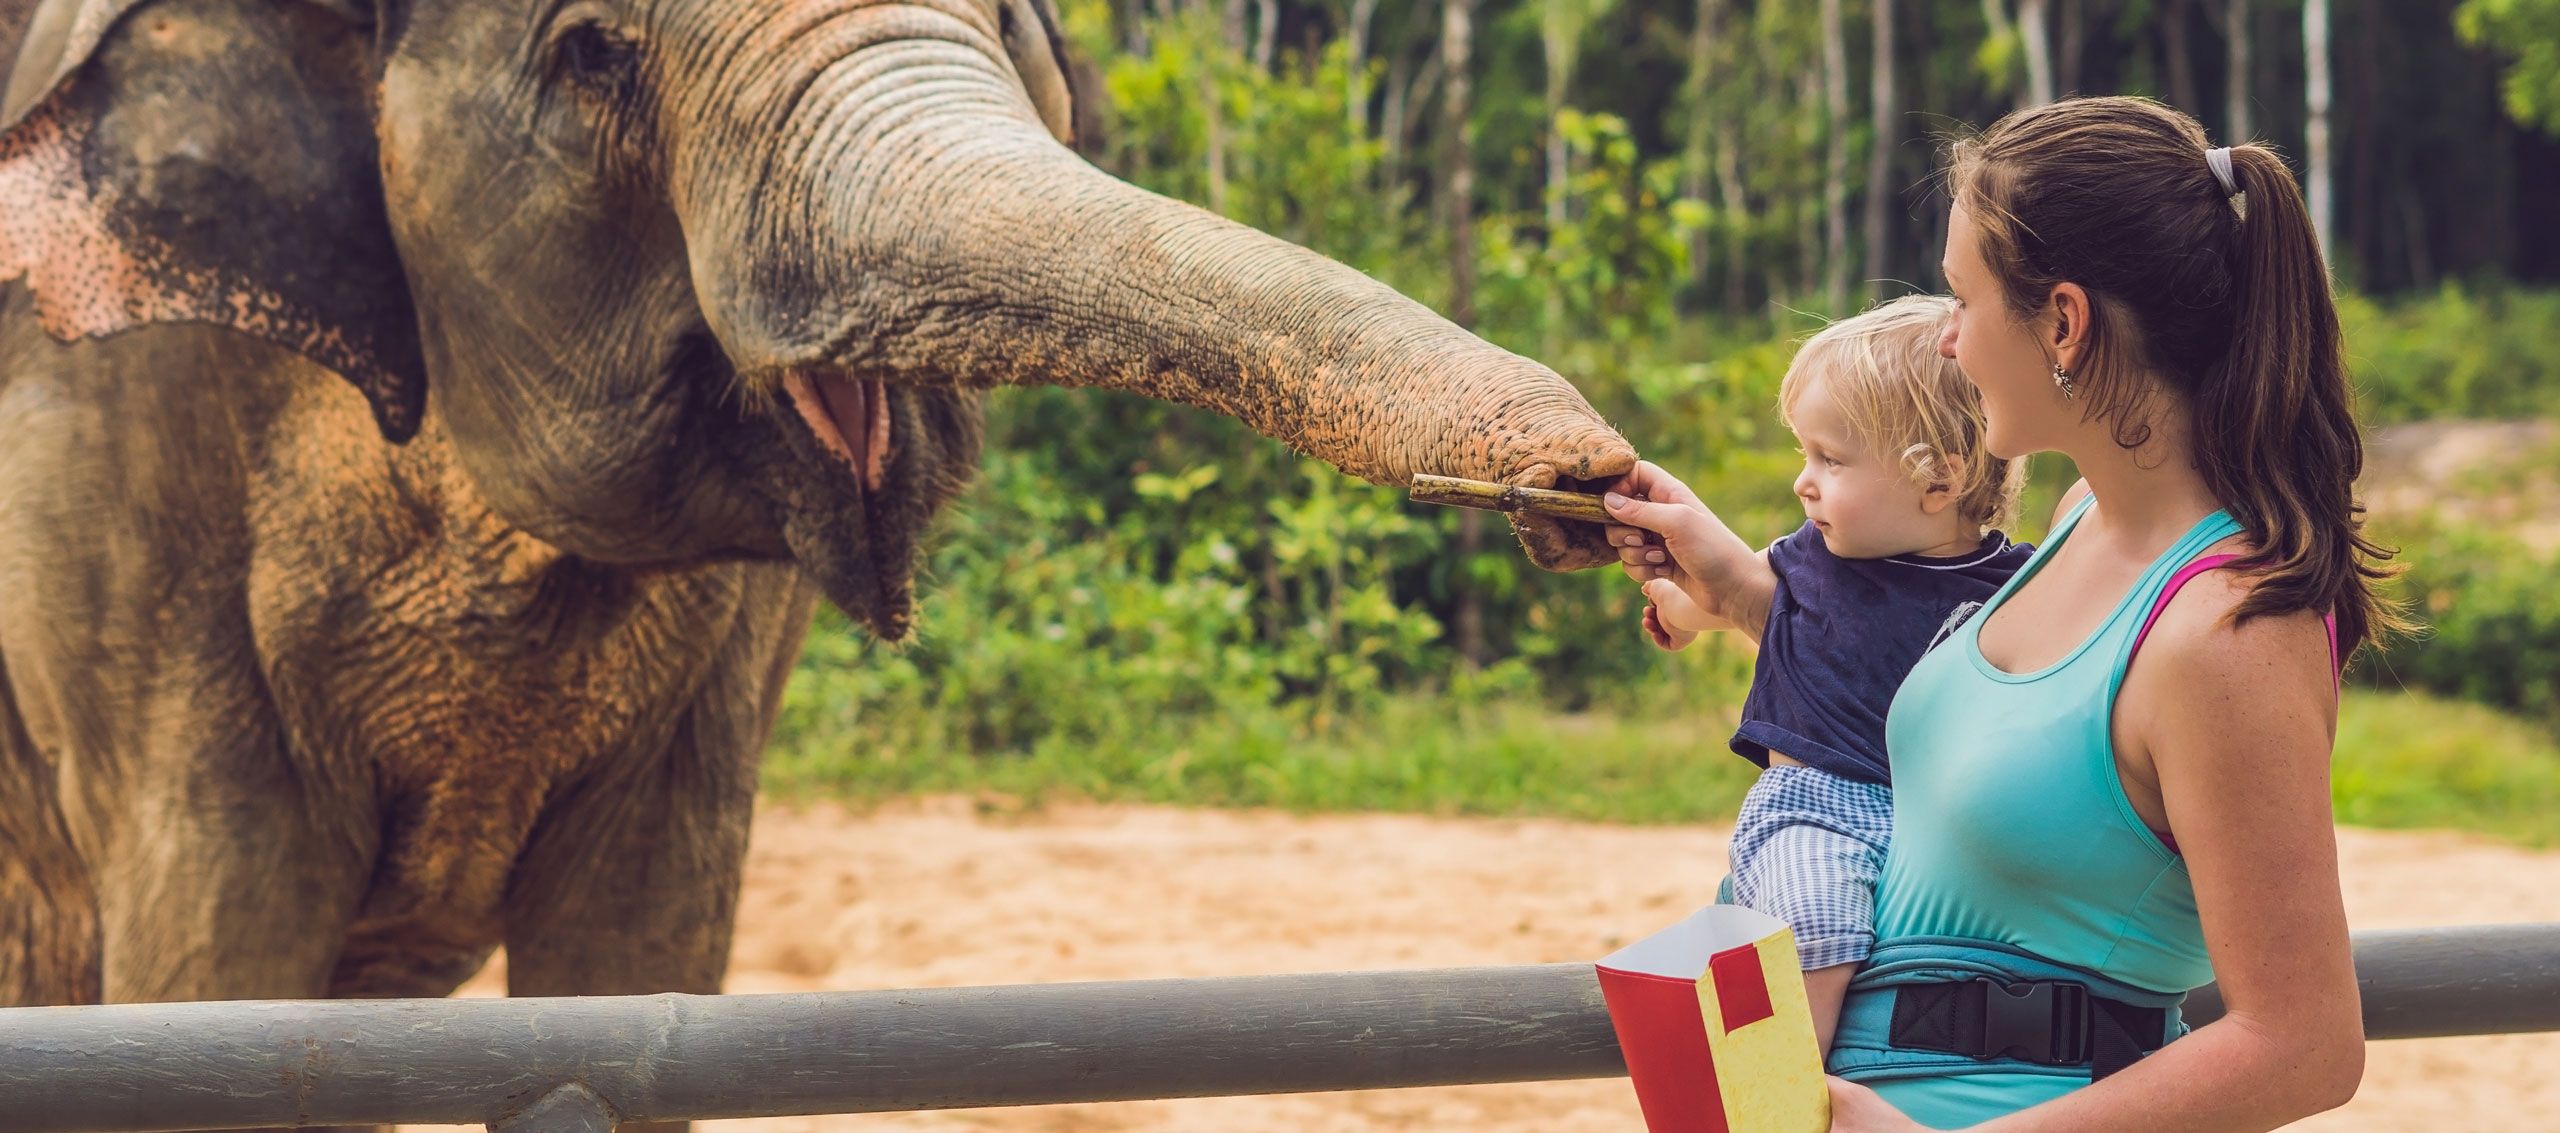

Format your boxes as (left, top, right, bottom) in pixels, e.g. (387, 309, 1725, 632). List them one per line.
(1888, 977, 2169, 1080)
(1981, 977, 2088, 1064)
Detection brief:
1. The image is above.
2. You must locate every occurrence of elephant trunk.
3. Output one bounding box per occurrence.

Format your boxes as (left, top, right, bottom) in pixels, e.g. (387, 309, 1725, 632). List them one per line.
(685, 32, 1633, 544)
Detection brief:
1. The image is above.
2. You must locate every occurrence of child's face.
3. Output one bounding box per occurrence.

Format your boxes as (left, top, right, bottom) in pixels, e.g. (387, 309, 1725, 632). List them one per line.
(1786, 373, 1957, 559)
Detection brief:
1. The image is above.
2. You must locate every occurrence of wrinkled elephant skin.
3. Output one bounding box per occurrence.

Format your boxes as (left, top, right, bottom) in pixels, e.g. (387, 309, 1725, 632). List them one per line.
(0, 0, 1638, 1080)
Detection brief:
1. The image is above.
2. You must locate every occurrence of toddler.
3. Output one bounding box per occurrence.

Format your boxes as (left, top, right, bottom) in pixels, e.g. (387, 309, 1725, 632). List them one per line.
(1603, 294, 2032, 1052)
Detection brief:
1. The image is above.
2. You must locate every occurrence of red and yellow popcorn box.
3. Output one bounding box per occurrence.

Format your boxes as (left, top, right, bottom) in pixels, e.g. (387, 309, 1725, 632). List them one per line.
(1596, 905, 1830, 1133)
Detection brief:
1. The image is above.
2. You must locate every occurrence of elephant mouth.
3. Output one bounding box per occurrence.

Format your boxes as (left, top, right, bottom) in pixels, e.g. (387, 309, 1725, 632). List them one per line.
(771, 365, 918, 641)
(782, 368, 893, 493)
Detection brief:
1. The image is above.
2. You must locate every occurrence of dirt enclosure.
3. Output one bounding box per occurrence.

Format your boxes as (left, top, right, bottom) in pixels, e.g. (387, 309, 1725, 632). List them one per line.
(409, 799, 2560, 1132)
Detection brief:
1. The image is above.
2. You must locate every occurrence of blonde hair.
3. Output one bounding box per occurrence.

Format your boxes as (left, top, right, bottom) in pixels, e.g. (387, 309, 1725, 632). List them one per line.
(1778, 294, 2025, 532)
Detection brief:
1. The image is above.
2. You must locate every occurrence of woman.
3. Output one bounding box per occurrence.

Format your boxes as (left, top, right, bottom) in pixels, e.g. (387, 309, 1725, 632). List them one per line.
(1604, 95, 2393, 1129)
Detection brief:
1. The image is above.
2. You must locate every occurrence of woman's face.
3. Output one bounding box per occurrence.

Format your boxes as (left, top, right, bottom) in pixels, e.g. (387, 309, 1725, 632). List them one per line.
(1938, 203, 2065, 461)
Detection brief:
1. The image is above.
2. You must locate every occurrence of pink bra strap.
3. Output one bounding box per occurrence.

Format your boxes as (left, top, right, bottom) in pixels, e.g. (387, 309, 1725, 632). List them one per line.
(2130, 553, 2342, 682)
(2131, 554, 2342, 859)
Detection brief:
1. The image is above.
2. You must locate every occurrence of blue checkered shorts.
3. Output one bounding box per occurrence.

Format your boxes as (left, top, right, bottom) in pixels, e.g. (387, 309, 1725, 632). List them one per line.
(1727, 764, 1895, 972)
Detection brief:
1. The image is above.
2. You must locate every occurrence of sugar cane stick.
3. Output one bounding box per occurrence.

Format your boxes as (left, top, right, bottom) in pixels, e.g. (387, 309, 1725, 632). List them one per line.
(1408, 474, 1613, 525)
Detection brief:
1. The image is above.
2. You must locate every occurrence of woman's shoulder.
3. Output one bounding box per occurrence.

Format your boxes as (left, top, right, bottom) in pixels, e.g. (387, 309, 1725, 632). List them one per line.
(2132, 539, 2333, 686)
(2121, 542, 2342, 788)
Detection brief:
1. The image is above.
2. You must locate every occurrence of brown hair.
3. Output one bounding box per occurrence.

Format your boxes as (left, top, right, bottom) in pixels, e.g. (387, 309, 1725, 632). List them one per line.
(1780, 295, 2026, 533)
(1945, 95, 2402, 658)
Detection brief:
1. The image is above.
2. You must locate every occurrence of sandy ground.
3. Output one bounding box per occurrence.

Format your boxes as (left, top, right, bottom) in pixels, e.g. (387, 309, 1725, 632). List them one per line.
(409, 799, 2559, 1133)
(2362, 419, 2560, 550)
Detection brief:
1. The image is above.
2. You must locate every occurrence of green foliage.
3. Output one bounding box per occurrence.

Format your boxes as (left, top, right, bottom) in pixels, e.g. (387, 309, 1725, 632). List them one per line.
(769, 659, 1769, 825)
(1096, 13, 1421, 287)
(2366, 516, 2560, 727)
(1480, 110, 1711, 347)
(766, 5, 2560, 851)
(2342, 286, 2560, 423)
(2333, 691, 2560, 847)
(2459, 0, 2560, 135)
(774, 678, 2560, 850)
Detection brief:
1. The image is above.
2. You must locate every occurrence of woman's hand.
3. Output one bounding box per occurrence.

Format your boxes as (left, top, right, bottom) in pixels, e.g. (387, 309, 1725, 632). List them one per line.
(1827, 1076, 1930, 1132)
(1601, 461, 1778, 642)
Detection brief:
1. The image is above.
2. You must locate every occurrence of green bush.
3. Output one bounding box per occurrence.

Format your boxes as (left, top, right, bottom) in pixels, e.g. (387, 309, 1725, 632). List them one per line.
(2364, 516, 2560, 726)
(2343, 285, 2560, 424)
(2458, 0, 2560, 138)
(2334, 690, 2560, 847)
(765, 18, 2560, 840)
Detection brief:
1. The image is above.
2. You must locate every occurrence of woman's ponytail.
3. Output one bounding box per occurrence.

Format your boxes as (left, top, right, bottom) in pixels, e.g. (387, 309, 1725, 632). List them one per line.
(1948, 97, 2404, 662)
(2200, 145, 2402, 657)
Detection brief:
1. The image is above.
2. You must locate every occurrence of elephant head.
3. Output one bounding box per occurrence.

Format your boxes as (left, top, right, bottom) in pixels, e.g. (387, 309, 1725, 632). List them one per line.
(0, 0, 1636, 638)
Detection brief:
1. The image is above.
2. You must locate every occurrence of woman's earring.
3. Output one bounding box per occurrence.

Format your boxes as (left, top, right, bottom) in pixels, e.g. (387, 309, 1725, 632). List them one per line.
(2051, 363, 2076, 400)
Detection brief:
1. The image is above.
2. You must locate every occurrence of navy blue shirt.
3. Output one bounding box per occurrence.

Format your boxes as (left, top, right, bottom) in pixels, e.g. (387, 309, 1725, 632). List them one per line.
(1729, 522, 2035, 785)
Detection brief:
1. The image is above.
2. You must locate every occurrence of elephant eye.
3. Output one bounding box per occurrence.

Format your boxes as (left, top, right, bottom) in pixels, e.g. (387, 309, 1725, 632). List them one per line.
(551, 22, 641, 93)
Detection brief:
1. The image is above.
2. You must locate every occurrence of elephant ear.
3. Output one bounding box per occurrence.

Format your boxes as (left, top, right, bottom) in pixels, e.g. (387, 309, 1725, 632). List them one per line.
(0, 0, 428, 442)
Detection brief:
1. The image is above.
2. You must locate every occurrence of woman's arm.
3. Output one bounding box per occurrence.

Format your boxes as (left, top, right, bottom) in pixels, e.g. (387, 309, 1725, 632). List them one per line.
(1844, 575, 2361, 1132)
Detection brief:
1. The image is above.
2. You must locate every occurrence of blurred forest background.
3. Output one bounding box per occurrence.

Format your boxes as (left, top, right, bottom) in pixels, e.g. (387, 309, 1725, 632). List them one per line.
(774, 0, 2560, 845)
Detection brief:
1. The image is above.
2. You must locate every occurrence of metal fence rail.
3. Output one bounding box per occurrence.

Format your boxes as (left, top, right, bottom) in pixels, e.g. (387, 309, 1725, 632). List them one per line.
(2, 924, 2554, 1132)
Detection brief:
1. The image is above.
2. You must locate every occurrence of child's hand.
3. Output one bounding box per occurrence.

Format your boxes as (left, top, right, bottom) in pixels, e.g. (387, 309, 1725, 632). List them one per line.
(1643, 577, 1726, 638)
(1641, 599, 1697, 651)
(1602, 461, 1779, 642)
(1601, 462, 1757, 587)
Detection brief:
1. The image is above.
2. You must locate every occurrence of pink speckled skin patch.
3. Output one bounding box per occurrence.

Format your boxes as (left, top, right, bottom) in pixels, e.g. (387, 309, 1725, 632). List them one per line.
(0, 91, 421, 439)
(0, 101, 149, 339)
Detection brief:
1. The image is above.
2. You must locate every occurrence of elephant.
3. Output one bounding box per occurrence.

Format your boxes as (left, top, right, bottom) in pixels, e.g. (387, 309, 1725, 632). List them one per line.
(0, 0, 1633, 1055)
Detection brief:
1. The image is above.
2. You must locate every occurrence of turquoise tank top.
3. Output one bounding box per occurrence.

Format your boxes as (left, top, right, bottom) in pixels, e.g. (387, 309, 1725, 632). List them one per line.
(1857, 495, 2244, 1127)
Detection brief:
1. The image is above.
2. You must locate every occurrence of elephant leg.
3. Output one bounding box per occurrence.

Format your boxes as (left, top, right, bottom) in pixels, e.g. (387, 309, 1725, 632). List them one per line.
(501, 745, 755, 996)
(501, 737, 757, 1133)
(93, 708, 371, 1005)
(0, 655, 100, 1006)
(502, 588, 801, 1133)
(86, 706, 380, 1133)
(97, 792, 367, 1005)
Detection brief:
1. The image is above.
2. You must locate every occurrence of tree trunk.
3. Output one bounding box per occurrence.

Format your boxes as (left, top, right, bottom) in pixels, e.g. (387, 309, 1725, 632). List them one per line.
(1117, 0, 1151, 56)
(1543, 0, 1572, 356)
(1346, 0, 1382, 132)
(1203, 51, 1229, 215)
(1441, 0, 1486, 664)
(1381, 41, 1410, 175)
(1253, 0, 1278, 72)
(1683, 0, 1725, 301)
(1864, 0, 1897, 303)
(1981, 0, 2017, 101)
(2019, 0, 2054, 106)
(2346, 0, 2379, 276)
(2304, 0, 2334, 259)
(1716, 116, 1748, 313)
(1388, 51, 1443, 189)
(1796, 69, 1822, 303)
(1442, 0, 1476, 330)
(2059, 0, 2084, 96)
(2401, 192, 2433, 286)
(1454, 510, 1487, 667)
(2225, 0, 2251, 141)
(2163, 0, 2197, 114)
(1822, 0, 1851, 311)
